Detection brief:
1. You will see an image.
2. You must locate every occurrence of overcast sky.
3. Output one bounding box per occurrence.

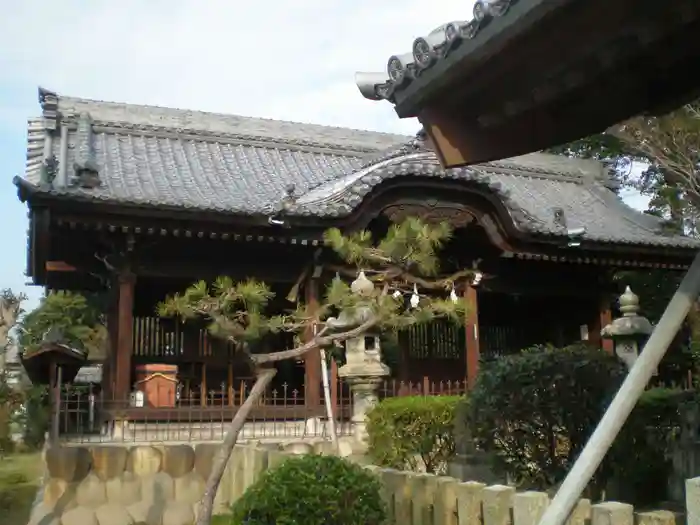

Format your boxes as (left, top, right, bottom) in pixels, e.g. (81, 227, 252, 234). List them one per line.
(0, 0, 649, 312)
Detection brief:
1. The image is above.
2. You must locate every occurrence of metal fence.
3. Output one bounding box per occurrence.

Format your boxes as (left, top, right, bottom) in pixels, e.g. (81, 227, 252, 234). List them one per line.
(55, 377, 468, 444)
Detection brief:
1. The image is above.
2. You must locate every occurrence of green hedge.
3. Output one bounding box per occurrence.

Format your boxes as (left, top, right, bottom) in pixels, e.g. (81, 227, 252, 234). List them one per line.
(366, 395, 461, 474)
(229, 454, 385, 525)
(609, 387, 697, 504)
(463, 342, 696, 502)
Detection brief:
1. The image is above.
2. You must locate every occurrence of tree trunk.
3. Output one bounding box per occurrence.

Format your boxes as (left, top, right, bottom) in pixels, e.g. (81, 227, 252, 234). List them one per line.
(195, 318, 378, 524)
(195, 368, 277, 525)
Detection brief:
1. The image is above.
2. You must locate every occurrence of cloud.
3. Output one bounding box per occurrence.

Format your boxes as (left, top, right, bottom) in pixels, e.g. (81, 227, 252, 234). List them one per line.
(0, 0, 467, 132)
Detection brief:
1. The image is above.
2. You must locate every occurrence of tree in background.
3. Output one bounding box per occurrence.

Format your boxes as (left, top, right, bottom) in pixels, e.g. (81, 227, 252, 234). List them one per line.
(159, 218, 473, 525)
(550, 102, 700, 381)
(16, 291, 107, 359)
(0, 289, 26, 454)
(0, 289, 25, 355)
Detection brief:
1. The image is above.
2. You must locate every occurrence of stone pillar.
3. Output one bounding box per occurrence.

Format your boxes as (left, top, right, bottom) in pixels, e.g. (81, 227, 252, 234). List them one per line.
(344, 376, 383, 447)
(601, 286, 653, 370)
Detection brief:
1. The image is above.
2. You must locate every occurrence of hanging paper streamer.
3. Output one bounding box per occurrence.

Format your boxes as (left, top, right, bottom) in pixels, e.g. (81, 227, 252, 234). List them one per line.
(410, 284, 420, 308)
(449, 284, 458, 303)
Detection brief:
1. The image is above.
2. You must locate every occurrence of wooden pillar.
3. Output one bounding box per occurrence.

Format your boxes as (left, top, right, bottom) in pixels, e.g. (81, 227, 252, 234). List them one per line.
(114, 272, 136, 403)
(102, 289, 119, 400)
(304, 278, 322, 410)
(589, 295, 614, 354)
(465, 285, 480, 389)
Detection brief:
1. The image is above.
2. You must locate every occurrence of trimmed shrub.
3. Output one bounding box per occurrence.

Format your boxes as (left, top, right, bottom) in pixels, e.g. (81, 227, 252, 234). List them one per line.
(229, 454, 386, 525)
(609, 387, 698, 504)
(466, 344, 625, 493)
(366, 395, 461, 473)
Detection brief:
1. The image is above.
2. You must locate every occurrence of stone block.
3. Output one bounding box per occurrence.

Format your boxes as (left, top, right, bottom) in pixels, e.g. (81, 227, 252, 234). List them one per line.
(162, 501, 195, 525)
(567, 499, 592, 525)
(229, 446, 245, 504)
(76, 473, 107, 509)
(61, 506, 98, 525)
(433, 476, 459, 525)
(242, 447, 258, 490)
(193, 443, 220, 480)
(378, 468, 399, 524)
(44, 478, 76, 510)
(141, 472, 175, 504)
(513, 491, 549, 525)
(385, 470, 411, 525)
(455, 481, 486, 525)
(410, 473, 439, 525)
(106, 472, 142, 506)
(127, 447, 162, 476)
(212, 456, 231, 515)
(688, 477, 700, 525)
(251, 448, 269, 482)
(95, 503, 136, 525)
(174, 471, 206, 505)
(92, 447, 129, 481)
(482, 484, 515, 525)
(161, 445, 195, 478)
(591, 502, 634, 525)
(127, 500, 165, 525)
(46, 446, 91, 482)
(281, 441, 313, 455)
(636, 510, 677, 525)
(312, 440, 332, 455)
(266, 449, 286, 469)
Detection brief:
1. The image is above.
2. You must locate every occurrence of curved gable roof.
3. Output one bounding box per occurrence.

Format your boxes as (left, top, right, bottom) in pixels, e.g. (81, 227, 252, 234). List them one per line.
(14, 88, 700, 250)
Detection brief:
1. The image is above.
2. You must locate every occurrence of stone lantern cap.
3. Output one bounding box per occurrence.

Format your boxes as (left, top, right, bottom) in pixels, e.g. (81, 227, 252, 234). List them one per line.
(601, 286, 653, 340)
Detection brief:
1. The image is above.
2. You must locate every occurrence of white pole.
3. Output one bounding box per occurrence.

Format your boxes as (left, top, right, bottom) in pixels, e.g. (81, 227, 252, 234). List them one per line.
(539, 250, 700, 525)
(315, 323, 339, 453)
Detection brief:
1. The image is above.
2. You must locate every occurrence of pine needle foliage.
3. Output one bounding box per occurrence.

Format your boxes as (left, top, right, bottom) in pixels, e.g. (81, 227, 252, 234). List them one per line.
(158, 218, 474, 356)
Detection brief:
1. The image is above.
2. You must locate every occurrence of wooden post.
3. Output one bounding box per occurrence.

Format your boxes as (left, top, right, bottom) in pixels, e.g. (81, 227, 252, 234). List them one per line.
(589, 295, 614, 354)
(103, 287, 119, 400)
(201, 363, 208, 407)
(304, 278, 322, 410)
(465, 285, 480, 389)
(50, 362, 62, 443)
(115, 272, 135, 404)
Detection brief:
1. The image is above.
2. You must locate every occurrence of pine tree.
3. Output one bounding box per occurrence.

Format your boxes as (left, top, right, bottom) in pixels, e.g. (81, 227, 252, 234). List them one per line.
(17, 291, 107, 359)
(158, 217, 477, 525)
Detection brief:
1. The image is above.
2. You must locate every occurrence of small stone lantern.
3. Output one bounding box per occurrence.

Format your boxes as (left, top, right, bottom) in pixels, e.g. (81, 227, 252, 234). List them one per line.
(601, 286, 653, 370)
(328, 271, 389, 451)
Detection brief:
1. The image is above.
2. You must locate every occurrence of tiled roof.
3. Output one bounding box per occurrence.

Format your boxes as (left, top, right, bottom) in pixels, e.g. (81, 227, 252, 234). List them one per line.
(14, 89, 700, 249)
(355, 0, 528, 103)
(291, 146, 699, 248)
(20, 89, 408, 216)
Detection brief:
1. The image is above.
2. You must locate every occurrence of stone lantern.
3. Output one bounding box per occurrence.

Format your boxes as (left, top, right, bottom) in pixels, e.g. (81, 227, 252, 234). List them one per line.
(601, 286, 653, 370)
(327, 271, 389, 451)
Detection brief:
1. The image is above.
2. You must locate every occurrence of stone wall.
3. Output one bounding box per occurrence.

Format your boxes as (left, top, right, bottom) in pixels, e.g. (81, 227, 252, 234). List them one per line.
(28, 441, 700, 525)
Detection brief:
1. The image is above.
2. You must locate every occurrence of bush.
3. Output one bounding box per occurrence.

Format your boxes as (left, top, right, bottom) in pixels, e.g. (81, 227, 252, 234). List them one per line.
(229, 454, 386, 525)
(609, 387, 697, 504)
(21, 386, 49, 450)
(466, 344, 625, 493)
(366, 395, 460, 474)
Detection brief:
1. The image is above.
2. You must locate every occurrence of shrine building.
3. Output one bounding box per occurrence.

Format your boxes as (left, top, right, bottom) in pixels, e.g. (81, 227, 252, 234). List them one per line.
(14, 88, 700, 437)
